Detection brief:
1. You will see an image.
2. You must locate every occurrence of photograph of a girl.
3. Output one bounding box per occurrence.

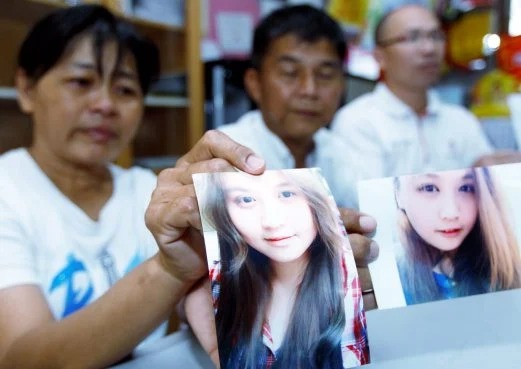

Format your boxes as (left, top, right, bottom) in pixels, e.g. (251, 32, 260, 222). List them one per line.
(394, 167, 521, 305)
(193, 168, 369, 369)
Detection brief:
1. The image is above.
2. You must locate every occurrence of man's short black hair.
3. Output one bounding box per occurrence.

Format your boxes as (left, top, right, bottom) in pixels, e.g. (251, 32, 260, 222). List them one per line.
(250, 5, 346, 69)
(18, 4, 160, 95)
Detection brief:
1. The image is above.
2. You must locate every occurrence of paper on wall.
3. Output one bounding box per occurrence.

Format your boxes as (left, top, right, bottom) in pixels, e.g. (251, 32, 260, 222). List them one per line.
(216, 11, 254, 54)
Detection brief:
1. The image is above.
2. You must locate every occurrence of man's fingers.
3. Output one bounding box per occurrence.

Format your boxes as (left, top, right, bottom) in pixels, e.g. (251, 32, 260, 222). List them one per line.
(155, 157, 236, 190)
(173, 158, 242, 186)
(145, 185, 202, 243)
(176, 130, 265, 175)
(357, 267, 377, 310)
(349, 234, 379, 266)
(339, 208, 377, 235)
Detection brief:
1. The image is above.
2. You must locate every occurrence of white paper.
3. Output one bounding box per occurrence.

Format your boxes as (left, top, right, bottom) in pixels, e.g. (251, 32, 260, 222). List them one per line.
(216, 12, 254, 54)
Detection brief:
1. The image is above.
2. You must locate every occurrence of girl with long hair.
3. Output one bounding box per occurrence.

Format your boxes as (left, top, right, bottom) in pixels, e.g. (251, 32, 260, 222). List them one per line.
(394, 167, 521, 305)
(198, 169, 368, 369)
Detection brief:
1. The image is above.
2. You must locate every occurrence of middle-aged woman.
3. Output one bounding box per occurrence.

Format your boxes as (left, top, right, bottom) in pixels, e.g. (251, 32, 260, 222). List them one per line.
(0, 4, 265, 368)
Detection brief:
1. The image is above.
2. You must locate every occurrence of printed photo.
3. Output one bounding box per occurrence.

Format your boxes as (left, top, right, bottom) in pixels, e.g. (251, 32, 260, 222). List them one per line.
(193, 168, 369, 368)
(359, 163, 521, 309)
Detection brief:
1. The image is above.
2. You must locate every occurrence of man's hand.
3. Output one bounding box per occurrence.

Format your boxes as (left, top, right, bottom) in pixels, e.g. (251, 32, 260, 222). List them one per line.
(339, 208, 379, 310)
(473, 150, 521, 167)
(145, 130, 265, 284)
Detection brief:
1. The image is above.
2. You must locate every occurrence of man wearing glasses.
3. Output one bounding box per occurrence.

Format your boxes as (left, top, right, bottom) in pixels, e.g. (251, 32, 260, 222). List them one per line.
(330, 3, 502, 181)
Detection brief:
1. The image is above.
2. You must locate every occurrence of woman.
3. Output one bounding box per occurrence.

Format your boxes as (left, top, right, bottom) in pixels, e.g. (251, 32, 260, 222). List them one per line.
(394, 167, 521, 305)
(0, 5, 212, 368)
(198, 169, 368, 369)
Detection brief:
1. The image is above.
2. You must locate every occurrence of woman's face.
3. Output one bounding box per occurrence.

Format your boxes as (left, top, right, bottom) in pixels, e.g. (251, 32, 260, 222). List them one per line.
(18, 35, 144, 166)
(221, 171, 317, 265)
(398, 169, 479, 252)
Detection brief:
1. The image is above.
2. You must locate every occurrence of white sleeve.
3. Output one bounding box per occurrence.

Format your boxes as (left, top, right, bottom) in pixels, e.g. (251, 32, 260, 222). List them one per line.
(0, 182, 39, 290)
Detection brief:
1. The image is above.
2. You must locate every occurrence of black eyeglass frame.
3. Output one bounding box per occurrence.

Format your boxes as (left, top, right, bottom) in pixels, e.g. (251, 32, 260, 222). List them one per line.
(376, 29, 446, 47)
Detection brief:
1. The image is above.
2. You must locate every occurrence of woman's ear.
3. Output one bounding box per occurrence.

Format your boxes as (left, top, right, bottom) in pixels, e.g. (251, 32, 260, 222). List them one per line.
(15, 68, 35, 114)
(244, 67, 262, 106)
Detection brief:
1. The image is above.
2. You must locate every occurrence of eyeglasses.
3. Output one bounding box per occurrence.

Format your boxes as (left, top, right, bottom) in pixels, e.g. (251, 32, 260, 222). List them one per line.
(377, 29, 446, 47)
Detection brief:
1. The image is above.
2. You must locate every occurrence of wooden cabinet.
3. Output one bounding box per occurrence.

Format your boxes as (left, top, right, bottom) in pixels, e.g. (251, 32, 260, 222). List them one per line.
(0, 0, 204, 170)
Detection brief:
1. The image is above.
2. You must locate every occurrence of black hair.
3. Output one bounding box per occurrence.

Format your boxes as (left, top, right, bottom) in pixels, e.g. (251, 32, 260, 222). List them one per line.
(206, 171, 349, 369)
(17, 4, 160, 95)
(250, 5, 346, 70)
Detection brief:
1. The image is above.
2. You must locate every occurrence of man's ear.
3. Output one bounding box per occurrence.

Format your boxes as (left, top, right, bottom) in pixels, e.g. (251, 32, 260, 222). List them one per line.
(373, 46, 387, 71)
(244, 67, 262, 106)
(15, 68, 35, 114)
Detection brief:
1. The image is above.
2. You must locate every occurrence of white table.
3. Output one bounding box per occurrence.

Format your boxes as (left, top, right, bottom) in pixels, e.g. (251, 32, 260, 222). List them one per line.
(109, 328, 215, 369)
(110, 288, 521, 368)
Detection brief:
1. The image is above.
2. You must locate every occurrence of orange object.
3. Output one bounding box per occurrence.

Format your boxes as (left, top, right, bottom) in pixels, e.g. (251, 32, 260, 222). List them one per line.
(497, 35, 521, 80)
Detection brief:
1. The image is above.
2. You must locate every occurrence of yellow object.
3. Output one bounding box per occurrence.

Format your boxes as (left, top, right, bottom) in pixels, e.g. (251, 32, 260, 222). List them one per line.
(470, 69, 521, 118)
(327, 0, 369, 29)
(447, 10, 491, 68)
(101, 0, 131, 15)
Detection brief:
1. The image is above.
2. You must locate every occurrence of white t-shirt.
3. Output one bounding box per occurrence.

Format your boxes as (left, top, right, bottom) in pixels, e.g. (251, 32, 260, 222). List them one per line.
(219, 110, 358, 208)
(0, 148, 165, 344)
(330, 83, 493, 181)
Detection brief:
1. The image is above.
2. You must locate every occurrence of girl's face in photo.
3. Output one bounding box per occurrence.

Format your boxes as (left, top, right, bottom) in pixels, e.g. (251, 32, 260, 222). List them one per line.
(221, 171, 317, 265)
(398, 169, 479, 252)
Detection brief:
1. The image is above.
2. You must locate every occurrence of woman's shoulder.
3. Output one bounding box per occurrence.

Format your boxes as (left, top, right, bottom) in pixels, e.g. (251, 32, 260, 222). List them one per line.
(0, 148, 30, 170)
(0, 148, 43, 199)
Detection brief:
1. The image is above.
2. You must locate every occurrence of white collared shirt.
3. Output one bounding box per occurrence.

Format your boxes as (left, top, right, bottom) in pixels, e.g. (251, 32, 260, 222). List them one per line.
(219, 110, 357, 208)
(330, 83, 493, 181)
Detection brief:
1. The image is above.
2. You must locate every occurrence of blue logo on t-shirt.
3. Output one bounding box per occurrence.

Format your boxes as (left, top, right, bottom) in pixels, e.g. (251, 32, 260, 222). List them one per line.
(50, 254, 94, 318)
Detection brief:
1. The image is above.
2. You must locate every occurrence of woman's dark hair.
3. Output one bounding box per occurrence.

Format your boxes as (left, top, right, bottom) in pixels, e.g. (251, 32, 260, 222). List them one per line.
(17, 4, 160, 94)
(204, 171, 346, 369)
(250, 5, 346, 70)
